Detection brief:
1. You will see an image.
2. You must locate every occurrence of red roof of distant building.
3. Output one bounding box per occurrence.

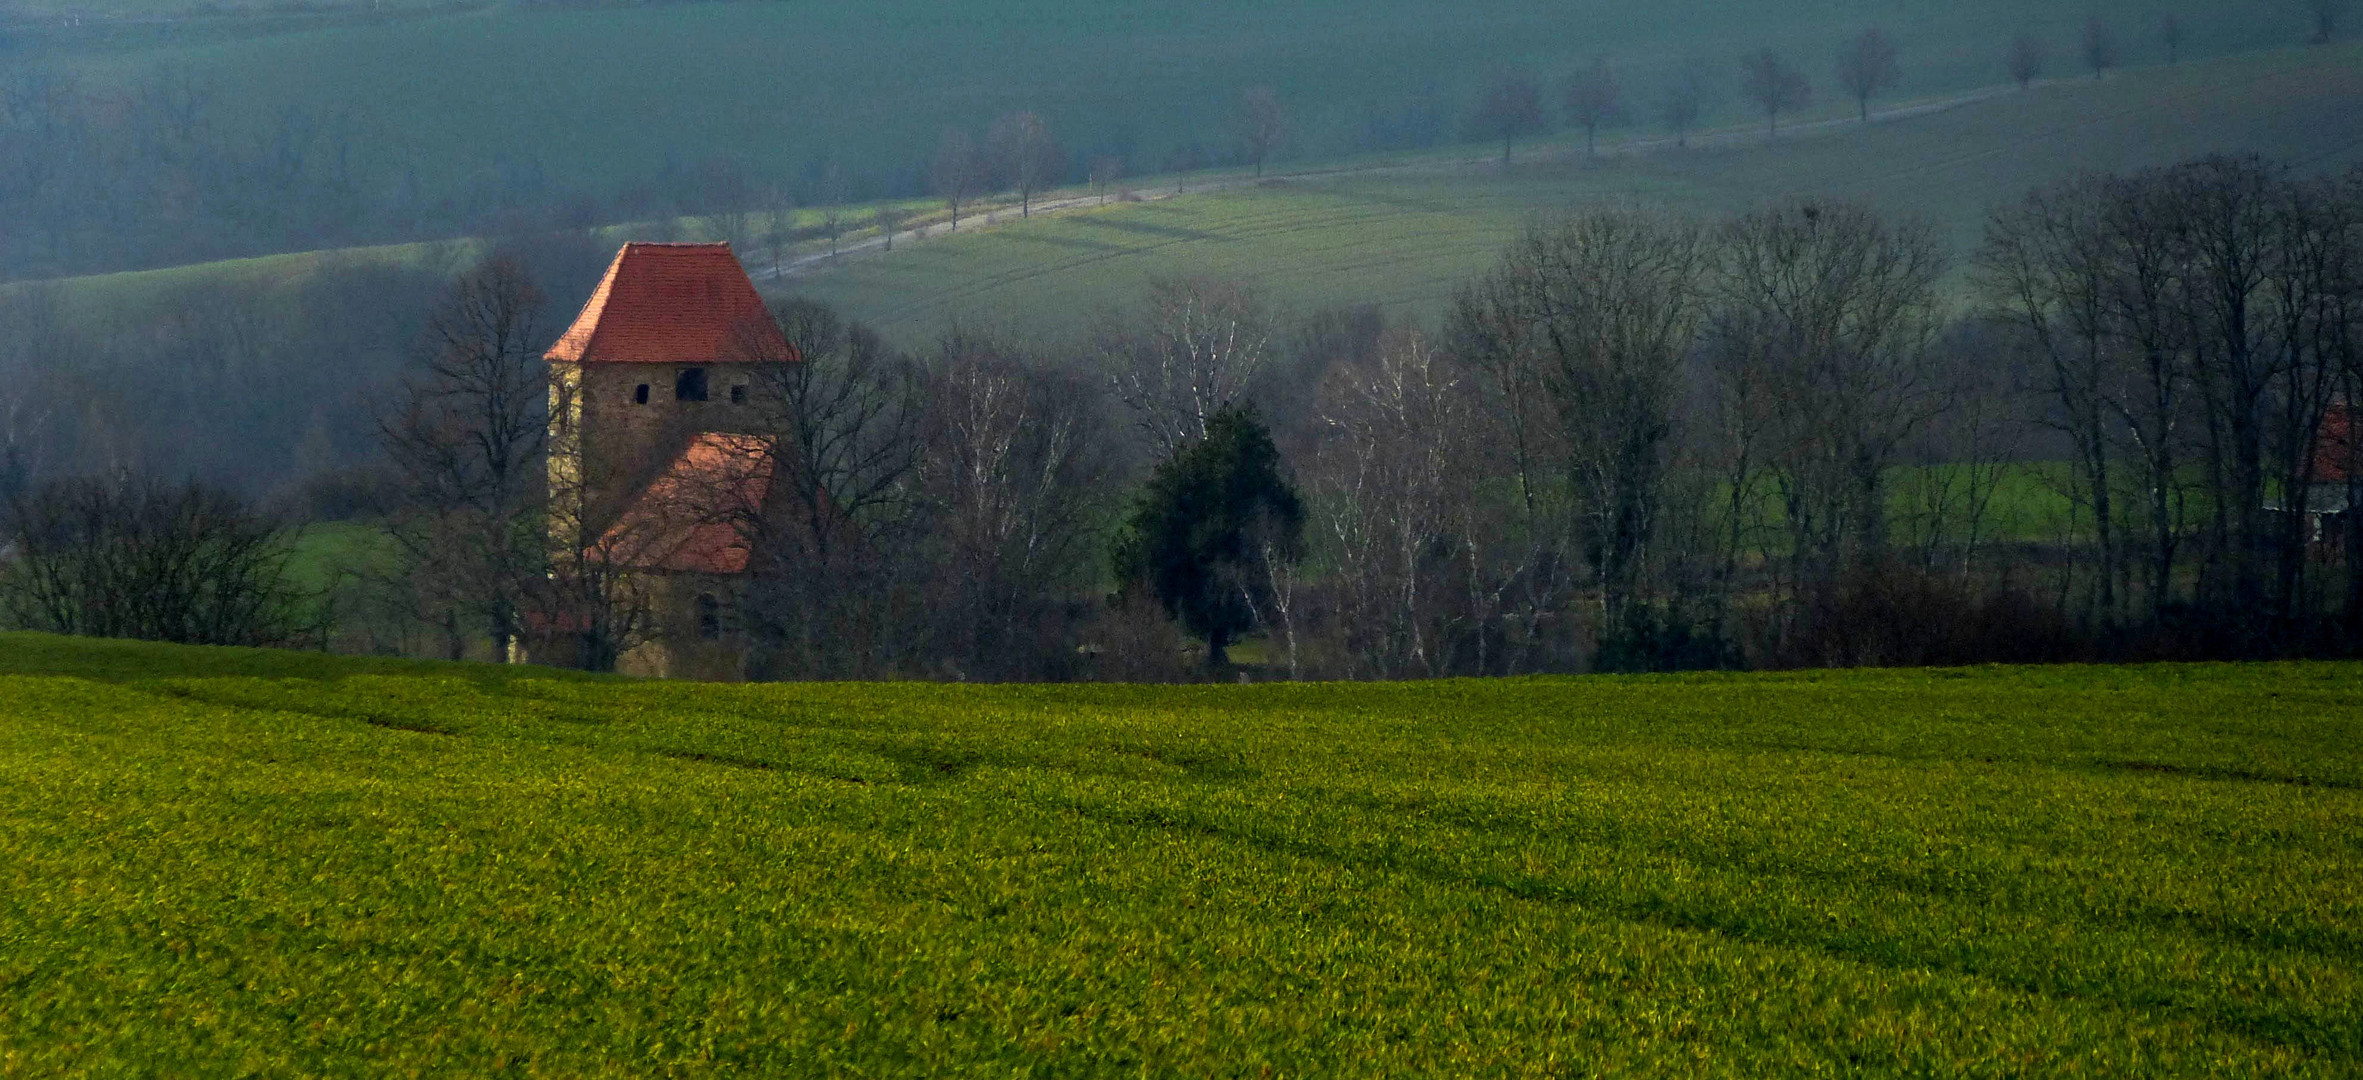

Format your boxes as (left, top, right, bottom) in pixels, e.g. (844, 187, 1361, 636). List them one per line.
(599, 433, 777, 574)
(2317, 406, 2356, 484)
(546, 243, 792, 364)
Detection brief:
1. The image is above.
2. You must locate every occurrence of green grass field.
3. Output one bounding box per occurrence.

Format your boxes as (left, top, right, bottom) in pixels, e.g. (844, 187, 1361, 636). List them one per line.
(784, 41, 2363, 344)
(1, 631, 2357, 1075)
(19, 0, 2303, 207)
(22, 39, 2362, 354)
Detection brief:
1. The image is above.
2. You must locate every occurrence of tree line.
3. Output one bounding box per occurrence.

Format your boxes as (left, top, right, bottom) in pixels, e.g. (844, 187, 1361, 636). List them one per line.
(12, 152, 2356, 675)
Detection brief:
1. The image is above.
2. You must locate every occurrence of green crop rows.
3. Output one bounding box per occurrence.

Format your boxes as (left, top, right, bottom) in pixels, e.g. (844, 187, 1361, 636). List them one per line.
(0, 631, 2357, 1076)
(790, 41, 2363, 345)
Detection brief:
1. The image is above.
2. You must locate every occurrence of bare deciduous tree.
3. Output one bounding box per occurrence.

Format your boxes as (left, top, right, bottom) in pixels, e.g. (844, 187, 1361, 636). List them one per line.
(536, 441, 660, 675)
(1456, 209, 1716, 649)
(873, 204, 909, 252)
(915, 334, 1112, 679)
(817, 159, 849, 260)
(1710, 201, 1948, 594)
(734, 299, 926, 678)
(1312, 327, 1477, 677)
(988, 110, 1063, 218)
(747, 299, 922, 564)
(700, 157, 754, 252)
(2160, 14, 2186, 64)
(1975, 175, 2134, 624)
(758, 185, 797, 277)
(1103, 277, 1276, 457)
(1563, 58, 1624, 156)
(1835, 26, 1900, 122)
(1471, 75, 1546, 163)
(1660, 58, 1712, 147)
(2082, 18, 2120, 79)
(0, 476, 304, 646)
(1089, 155, 1126, 204)
(1978, 157, 2362, 640)
(378, 254, 550, 660)
(1740, 49, 1810, 136)
(1235, 86, 1288, 177)
(0, 287, 61, 505)
(930, 128, 981, 232)
(2313, 0, 2346, 43)
(1167, 143, 1206, 196)
(2009, 34, 2049, 89)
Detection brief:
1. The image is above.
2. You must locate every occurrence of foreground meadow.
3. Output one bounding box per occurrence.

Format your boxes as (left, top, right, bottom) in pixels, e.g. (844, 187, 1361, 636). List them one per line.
(0, 632, 2357, 1076)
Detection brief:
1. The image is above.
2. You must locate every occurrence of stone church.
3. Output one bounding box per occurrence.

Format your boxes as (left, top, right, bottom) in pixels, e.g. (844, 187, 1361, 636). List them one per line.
(527, 242, 797, 680)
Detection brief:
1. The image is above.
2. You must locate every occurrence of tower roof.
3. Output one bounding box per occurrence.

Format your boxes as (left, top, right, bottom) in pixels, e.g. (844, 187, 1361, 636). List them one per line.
(545, 243, 792, 364)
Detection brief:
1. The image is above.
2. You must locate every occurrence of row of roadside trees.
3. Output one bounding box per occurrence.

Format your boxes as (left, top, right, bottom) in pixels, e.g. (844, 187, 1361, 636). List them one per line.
(4, 153, 2359, 675)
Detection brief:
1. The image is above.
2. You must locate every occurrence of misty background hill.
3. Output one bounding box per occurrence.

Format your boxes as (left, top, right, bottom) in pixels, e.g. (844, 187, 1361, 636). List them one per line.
(0, 0, 2359, 498)
(0, 0, 2338, 280)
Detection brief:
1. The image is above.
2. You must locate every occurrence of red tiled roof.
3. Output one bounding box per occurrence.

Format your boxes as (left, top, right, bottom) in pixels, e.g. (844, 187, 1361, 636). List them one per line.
(545, 243, 793, 364)
(599, 433, 777, 574)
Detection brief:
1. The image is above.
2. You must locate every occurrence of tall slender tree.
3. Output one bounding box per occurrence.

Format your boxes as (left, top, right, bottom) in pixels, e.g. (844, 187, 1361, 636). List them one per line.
(2082, 18, 2120, 78)
(1235, 86, 1288, 178)
(378, 255, 551, 662)
(1660, 58, 1712, 146)
(1835, 26, 1900, 122)
(1471, 75, 1546, 163)
(2009, 34, 2049, 89)
(1563, 58, 1624, 156)
(1741, 49, 1810, 136)
(988, 111, 1064, 218)
(930, 128, 981, 232)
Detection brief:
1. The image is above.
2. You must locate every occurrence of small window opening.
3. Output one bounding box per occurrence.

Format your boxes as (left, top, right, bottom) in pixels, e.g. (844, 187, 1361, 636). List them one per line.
(633, 383, 650, 405)
(676, 367, 710, 402)
(694, 593, 722, 640)
(729, 383, 747, 405)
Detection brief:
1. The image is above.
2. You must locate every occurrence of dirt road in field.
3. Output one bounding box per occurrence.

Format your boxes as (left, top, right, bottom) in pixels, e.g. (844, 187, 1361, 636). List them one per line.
(757, 80, 2024, 282)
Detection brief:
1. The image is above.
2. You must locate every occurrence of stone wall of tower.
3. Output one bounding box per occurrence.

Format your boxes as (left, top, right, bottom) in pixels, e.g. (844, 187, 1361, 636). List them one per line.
(548, 359, 772, 537)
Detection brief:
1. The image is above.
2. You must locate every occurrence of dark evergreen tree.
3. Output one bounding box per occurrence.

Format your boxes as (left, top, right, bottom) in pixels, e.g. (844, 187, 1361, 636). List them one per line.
(1112, 404, 1303, 668)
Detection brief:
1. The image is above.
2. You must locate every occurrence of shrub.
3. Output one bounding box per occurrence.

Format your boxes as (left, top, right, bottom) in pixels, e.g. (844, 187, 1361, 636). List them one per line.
(0, 475, 306, 647)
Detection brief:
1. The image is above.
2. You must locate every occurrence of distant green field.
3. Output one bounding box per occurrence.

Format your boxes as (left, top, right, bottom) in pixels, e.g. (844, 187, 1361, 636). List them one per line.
(0, 632, 2357, 1074)
(24, 39, 2363, 352)
(19, 0, 2313, 207)
(784, 42, 2363, 344)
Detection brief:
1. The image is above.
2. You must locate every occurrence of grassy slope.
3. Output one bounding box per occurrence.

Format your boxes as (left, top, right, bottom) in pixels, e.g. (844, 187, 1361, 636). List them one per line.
(31, 41, 2361, 352)
(0, 631, 2358, 1075)
(784, 42, 2363, 344)
(25, 0, 2303, 203)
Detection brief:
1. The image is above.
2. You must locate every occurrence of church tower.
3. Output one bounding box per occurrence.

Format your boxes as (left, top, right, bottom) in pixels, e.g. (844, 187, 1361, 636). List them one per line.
(536, 243, 797, 678)
(544, 243, 792, 540)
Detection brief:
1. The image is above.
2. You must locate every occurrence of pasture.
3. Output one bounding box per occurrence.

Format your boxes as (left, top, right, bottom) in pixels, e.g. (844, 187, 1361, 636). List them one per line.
(786, 41, 2363, 343)
(12, 0, 2321, 210)
(0, 632, 2356, 1075)
(25, 38, 2363, 355)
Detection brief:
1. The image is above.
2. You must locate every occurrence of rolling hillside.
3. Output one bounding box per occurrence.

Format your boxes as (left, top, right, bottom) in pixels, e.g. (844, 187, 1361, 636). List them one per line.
(0, 632, 2358, 1074)
(11, 0, 2315, 208)
(28, 40, 2363, 350)
(780, 41, 2363, 344)
(8, 38, 2357, 493)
